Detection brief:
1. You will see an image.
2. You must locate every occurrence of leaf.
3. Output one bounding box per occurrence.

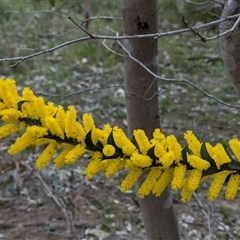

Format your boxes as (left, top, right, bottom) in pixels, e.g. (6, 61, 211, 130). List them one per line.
(202, 168, 220, 177)
(131, 135, 140, 152)
(200, 142, 216, 167)
(147, 145, 155, 159)
(181, 145, 190, 165)
(147, 145, 157, 165)
(228, 160, 240, 170)
(107, 131, 122, 154)
(85, 130, 102, 151)
(17, 100, 29, 111)
(96, 141, 103, 150)
(19, 117, 41, 126)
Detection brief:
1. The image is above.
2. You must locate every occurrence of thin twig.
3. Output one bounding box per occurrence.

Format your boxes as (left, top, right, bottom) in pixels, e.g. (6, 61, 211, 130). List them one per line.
(80, 15, 122, 27)
(193, 193, 236, 240)
(36, 85, 124, 98)
(68, 16, 96, 39)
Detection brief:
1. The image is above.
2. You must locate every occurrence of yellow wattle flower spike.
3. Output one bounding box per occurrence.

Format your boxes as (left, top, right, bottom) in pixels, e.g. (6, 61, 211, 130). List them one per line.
(35, 141, 59, 169)
(0, 78, 20, 108)
(187, 154, 211, 170)
(55, 106, 66, 132)
(64, 144, 86, 164)
(44, 116, 65, 140)
(154, 142, 166, 159)
(54, 145, 75, 168)
(120, 167, 143, 193)
(181, 179, 193, 202)
(137, 167, 162, 198)
(113, 126, 136, 155)
(152, 128, 166, 147)
(105, 158, 126, 178)
(0, 123, 20, 139)
(225, 173, 240, 200)
(207, 171, 232, 201)
(82, 113, 95, 132)
(152, 168, 173, 197)
(229, 138, 240, 161)
(186, 169, 202, 192)
(21, 88, 48, 120)
(8, 126, 48, 155)
(171, 164, 186, 190)
(212, 143, 231, 169)
(65, 105, 78, 139)
(133, 129, 152, 154)
(0, 109, 23, 123)
(129, 153, 152, 168)
(166, 135, 182, 163)
(158, 151, 175, 168)
(184, 131, 201, 156)
(84, 152, 110, 179)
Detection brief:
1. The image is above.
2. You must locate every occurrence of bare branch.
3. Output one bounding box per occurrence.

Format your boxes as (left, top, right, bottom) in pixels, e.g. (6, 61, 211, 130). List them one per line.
(115, 40, 240, 109)
(2, 13, 240, 66)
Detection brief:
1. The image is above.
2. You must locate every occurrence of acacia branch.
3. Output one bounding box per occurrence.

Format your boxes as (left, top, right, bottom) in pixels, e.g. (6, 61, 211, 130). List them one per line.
(1, 13, 240, 67)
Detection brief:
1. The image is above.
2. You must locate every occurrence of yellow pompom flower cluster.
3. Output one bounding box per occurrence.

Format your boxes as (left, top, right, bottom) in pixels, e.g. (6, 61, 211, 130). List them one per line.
(0, 78, 240, 202)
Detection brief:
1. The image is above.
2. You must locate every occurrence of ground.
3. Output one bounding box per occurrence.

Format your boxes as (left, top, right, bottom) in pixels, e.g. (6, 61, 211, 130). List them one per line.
(0, 1, 240, 240)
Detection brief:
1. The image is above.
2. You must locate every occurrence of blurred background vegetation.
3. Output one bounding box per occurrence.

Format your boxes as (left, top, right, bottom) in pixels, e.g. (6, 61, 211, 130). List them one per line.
(0, 0, 240, 239)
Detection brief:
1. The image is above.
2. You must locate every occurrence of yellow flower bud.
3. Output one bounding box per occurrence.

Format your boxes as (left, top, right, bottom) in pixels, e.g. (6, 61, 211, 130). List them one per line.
(103, 144, 115, 157)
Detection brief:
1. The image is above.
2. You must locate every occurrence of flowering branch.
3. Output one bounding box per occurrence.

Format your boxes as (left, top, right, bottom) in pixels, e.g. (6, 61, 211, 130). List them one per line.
(0, 78, 240, 202)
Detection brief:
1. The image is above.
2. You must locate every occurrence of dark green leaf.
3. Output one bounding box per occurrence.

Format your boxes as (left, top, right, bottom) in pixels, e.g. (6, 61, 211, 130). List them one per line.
(202, 168, 220, 177)
(85, 130, 102, 151)
(147, 145, 155, 159)
(181, 145, 189, 165)
(223, 144, 236, 162)
(96, 141, 103, 149)
(17, 100, 29, 111)
(200, 142, 216, 167)
(49, 0, 55, 7)
(131, 135, 140, 152)
(107, 131, 122, 154)
(147, 145, 157, 165)
(19, 117, 41, 126)
(228, 160, 240, 170)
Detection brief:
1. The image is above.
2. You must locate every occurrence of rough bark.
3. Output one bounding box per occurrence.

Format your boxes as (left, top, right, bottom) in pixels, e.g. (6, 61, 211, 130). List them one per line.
(220, 0, 240, 96)
(121, 1, 180, 239)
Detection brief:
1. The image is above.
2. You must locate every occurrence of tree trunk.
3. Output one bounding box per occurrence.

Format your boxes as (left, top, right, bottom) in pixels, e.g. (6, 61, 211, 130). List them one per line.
(121, 1, 180, 239)
(220, 0, 240, 96)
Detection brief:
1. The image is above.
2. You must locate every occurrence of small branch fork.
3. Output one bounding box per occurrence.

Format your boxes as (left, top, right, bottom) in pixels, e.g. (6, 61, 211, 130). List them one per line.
(1, 13, 240, 67)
